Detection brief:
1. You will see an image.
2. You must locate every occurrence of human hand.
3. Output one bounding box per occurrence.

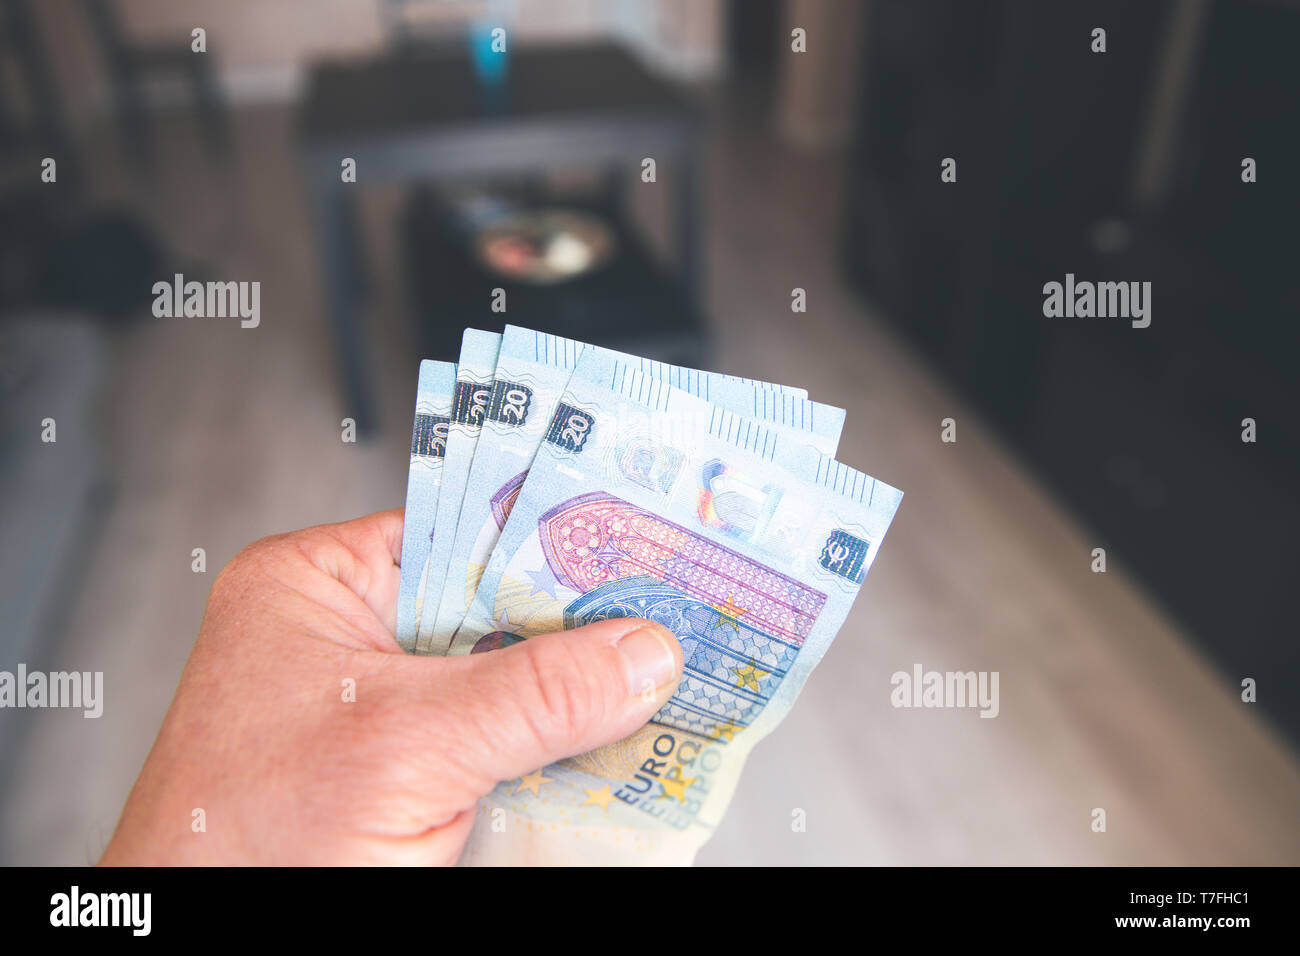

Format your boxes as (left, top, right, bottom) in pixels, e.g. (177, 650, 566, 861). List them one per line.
(99, 509, 683, 865)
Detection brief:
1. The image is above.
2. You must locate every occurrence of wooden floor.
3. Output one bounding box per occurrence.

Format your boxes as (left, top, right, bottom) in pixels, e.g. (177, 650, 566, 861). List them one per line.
(2, 104, 1296, 865)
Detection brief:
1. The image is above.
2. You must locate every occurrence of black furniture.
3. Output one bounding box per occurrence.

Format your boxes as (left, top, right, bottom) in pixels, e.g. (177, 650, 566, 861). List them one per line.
(298, 43, 706, 434)
(842, 0, 1300, 743)
(78, 0, 232, 169)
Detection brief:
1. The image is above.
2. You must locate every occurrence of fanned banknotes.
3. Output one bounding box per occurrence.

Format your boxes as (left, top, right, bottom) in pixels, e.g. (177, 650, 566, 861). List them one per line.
(421, 325, 845, 654)
(452, 352, 901, 863)
(413, 330, 500, 652)
(395, 360, 456, 651)
(395, 330, 902, 864)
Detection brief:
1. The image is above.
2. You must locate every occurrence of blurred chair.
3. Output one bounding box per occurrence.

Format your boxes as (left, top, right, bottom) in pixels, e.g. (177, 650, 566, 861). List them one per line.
(0, 0, 70, 167)
(77, 0, 232, 169)
(1, 0, 166, 321)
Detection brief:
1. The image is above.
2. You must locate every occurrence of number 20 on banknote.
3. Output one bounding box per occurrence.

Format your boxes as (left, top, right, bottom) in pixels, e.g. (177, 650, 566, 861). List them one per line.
(486, 379, 533, 425)
(544, 402, 595, 453)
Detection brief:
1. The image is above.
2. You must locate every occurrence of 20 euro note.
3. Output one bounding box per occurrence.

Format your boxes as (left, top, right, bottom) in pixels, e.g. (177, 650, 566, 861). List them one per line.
(395, 360, 456, 652)
(424, 325, 844, 654)
(413, 329, 501, 653)
(452, 362, 902, 864)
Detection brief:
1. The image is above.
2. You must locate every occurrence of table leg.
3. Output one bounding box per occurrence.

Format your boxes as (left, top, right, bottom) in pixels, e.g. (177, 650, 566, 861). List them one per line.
(306, 177, 376, 436)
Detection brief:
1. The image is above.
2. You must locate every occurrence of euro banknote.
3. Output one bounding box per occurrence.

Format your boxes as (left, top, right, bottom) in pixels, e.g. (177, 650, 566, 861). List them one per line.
(413, 330, 501, 653)
(421, 325, 845, 654)
(394, 359, 456, 651)
(450, 355, 902, 864)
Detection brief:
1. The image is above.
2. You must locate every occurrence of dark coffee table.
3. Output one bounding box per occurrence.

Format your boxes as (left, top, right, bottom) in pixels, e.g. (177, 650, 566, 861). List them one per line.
(298, 43, 705, 434)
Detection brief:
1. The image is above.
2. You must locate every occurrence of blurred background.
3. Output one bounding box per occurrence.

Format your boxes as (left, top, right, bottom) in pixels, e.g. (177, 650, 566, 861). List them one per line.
(1, 0, 1297, 865)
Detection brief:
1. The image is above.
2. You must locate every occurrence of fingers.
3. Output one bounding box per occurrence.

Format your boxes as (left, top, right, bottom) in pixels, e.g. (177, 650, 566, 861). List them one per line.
(331, 508, 405, 569)
(301, 509, 406, 639)
(406, 617, 684, 793)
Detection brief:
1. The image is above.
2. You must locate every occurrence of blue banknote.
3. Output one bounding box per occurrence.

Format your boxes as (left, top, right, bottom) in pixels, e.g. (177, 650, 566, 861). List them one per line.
(422, 325, 845, 654)
(413, 329, 501, 654)
(451, 354, 902, 863)
(395, 360, 456, 651)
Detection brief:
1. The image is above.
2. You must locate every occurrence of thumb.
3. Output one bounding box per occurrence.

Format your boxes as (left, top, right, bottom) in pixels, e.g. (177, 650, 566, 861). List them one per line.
(432, 617, 684, 789)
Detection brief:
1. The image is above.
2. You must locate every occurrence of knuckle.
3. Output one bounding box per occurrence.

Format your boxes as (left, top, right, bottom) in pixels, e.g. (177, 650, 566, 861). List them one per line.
(203, 532, 298, 631)
(213, 532, 287, 586)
